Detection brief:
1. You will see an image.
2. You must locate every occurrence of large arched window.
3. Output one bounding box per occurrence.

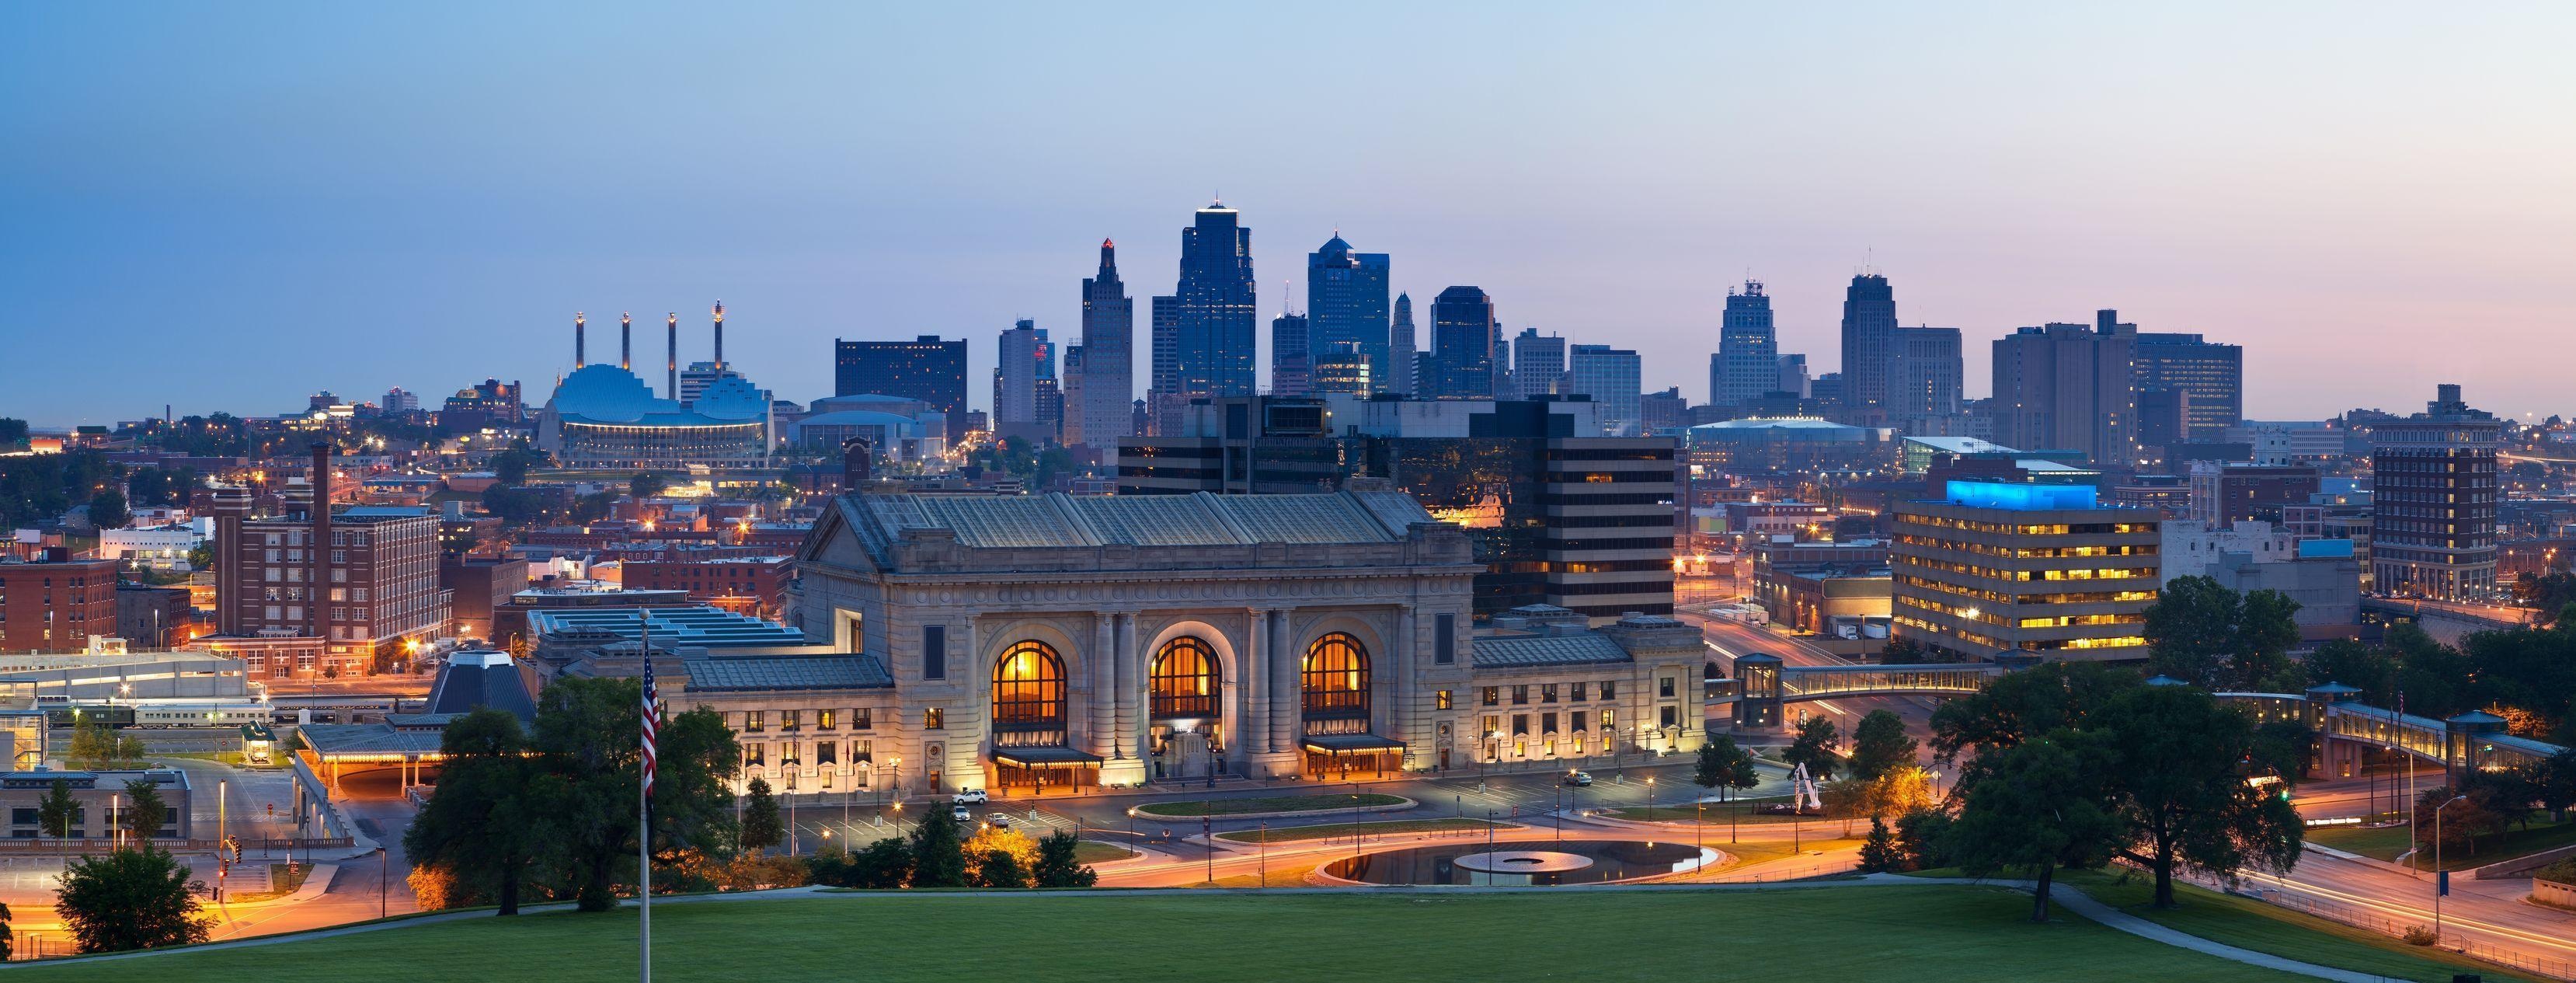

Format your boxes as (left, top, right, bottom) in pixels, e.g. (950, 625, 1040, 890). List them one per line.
(991, 641, 1067, 741)
(1300, 633, 1370, 720)
(1150, 636, 1220, 720)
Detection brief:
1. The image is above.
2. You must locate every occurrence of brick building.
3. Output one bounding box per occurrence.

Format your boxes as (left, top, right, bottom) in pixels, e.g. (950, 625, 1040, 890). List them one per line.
(208, 445, 452, 675)
(620, 556, 792, 620)
(0, 552, 119, 654)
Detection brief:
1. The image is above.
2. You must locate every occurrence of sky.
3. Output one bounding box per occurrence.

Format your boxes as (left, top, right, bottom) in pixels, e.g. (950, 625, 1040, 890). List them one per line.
(4, 2, 2573, 428)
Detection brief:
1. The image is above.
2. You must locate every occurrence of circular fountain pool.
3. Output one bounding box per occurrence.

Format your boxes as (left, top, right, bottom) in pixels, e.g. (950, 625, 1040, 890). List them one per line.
(1321, 839, 1720, 886)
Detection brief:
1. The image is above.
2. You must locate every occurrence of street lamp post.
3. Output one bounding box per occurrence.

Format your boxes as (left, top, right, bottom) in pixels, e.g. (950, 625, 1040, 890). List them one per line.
(377, 846, 388, 919)
(2432, 794, 2469, 941)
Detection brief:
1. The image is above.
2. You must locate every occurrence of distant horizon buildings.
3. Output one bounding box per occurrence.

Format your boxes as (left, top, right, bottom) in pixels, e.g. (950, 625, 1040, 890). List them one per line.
(1148, 200, 1257, 433)
(1839, 273, 1897, 420)
(1711, 281, 1779, 406)
(1990, 311, 2137, 466)
(1306, 234, 1391, 394)
(2133, 330, 2245, 444)
(1428, 286, 1498, 399)
(1071, 239, 1135, 455)
(834, 334, 969, 438)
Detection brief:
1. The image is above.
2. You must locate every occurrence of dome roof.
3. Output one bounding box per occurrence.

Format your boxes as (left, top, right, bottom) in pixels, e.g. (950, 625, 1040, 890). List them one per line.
(549, 364, 678, 423)
(692, 375, 771, 421)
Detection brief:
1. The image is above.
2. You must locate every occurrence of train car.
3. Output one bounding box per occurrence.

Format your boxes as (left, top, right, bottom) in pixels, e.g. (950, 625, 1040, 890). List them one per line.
(128, 702, 271, 729)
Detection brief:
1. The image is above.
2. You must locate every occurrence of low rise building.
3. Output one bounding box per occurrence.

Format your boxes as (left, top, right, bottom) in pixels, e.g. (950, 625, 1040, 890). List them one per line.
(0, 552, 118, 654)
(1891, 481, 2161, 663)
(2, 768, 193, 840)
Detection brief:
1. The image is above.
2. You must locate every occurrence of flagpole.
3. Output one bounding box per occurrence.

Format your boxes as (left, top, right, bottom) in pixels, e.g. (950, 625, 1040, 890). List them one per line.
(640, 608, 652, 983)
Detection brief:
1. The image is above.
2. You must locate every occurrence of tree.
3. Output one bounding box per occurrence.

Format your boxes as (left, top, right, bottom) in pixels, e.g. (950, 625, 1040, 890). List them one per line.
(1857, 817, 1905, 873)
(1894, 807, 1954, 870)
(1782, 716, 1843, 782)
(740, 778, 785, 856)
(186, 541, 215, 573)
(2144, 577, 2302, 690)
(2415, 785, 2507, 857)
(1848, 710, 1918, 781)
(116, 732, 148, 764)
(963, 826, 1039, 887)
(2539, 748, 2576, 819)
(976, 849, 1030, 888)
(2248, 720, 2317, 782)
(404, 709, 544, 915)
(490, 447, 535, 485)
(54, 845, 211, 953)
(1692, 735, 1760, 798)
(86, 488, 131, 530)
(848, 837, 915, 889)
(0, 417, 26, 451)
(2090, 685, 2305, 907)
(68, 716, 117, 765)
(1930, 661, 2136, 764)
(120, 780, 169, 840)
(1032, 830, 1098, 888)
(629, 472, 670, 499)
(528, 677, 739, 911)
(1947, 734, 2122, 922)
(907, 803, 969, 887)
(38, 779, 78, 853)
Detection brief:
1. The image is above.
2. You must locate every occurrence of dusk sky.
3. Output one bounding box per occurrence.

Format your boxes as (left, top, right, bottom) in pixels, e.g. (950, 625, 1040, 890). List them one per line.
(5, 3, 2571, 428)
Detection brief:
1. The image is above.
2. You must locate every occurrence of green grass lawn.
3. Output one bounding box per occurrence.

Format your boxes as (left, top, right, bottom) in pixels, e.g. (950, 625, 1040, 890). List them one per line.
(2306, 814, 2576, 870)
(1133, 793, 1406, 817)
(1715, 838, 1864, 869)
(2057, 868, 2533, 982)
(19, 887, 2381, 981)
(1214, 818, 1506, 844)
(1070, 841, 1137, 864)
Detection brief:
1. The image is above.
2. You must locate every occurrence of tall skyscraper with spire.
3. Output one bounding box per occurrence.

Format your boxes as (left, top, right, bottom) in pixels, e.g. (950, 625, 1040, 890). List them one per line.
(1840, 273, 1897, 420)
(1074, 238, 1134, 454)
(1147, 201, 1256, 432)
(1388, 292, 1418, 396)
(1305, 233, 1391, 392)
(1711, 281, 1779, 406)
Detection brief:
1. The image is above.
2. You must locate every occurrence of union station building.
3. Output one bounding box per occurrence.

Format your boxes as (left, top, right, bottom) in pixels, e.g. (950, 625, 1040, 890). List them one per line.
(784, 486, 1709, 796)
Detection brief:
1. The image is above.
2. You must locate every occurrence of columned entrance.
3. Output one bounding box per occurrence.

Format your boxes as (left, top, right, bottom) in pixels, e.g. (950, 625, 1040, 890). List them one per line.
(990, 640, 1100, 793)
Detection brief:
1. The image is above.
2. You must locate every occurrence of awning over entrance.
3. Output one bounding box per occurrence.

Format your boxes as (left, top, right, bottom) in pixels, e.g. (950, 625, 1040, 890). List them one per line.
(992, 745, 1105, 767)
(1300, 733, 1405, 755)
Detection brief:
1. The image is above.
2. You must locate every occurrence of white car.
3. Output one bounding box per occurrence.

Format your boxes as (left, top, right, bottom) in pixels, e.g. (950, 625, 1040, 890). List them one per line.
(953, 788, 988, 804)
(951, 804, 974, 823)
(986, 813, 1015, 829)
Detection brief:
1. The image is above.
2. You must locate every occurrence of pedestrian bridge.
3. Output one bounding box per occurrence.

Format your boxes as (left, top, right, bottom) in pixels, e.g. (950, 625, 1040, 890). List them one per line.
(1706, 652, 2565, 781)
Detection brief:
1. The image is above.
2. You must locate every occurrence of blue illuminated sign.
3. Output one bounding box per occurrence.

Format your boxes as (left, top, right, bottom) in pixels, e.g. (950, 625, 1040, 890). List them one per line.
(1944, 481, 2097, 511)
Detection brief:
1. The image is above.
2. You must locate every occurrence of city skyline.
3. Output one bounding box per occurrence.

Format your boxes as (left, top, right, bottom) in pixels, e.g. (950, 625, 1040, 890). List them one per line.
(6, 5, 2574, 427)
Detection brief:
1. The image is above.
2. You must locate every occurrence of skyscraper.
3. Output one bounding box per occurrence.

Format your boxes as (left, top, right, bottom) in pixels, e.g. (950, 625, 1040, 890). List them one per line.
(994, 319, 1055, 442)
(1074, 239, 1136, 454)
(1711, 281, 1778, 407)
(1888, 326, 1964, 433)
(2131, 328, 2244, 442)
(1269, 311, 1311, 396)
(1566, 343, 1642, 436)
(1990, 313, 2136, 465)
(1387, 292, 1417, 396)
(1511, 328, 1565, 400)
(1306, 235, 1391, 392)
(1839, 273, 1897, 420)
(1428, 286, 1497, 399)
(1776, 354, 1810, 399)
(835, 335, 968, 437)
(2371, 385, 2500, 601)
(1147, 200, 1257, 413)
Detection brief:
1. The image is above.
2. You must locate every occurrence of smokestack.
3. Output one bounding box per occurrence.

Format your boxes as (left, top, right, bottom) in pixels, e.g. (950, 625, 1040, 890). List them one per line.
(211, 486, 252, 636)
(842, 437, 874, 490)
(309, 441, 332, 642)
(575, 312, 587, 367)
(621, 312, 632, 371)
(712, 300, 726, 370)
(667, 313, 679, 397)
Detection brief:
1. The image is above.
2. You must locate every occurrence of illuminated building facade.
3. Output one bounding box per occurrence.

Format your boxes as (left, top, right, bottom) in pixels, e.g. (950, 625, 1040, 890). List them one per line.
(1890, 480, 2162, 663)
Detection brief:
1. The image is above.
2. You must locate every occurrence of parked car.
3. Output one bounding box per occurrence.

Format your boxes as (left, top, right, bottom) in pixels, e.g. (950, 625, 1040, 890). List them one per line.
(953, 788, 988, 804)
(1563, 770, 1594, 786)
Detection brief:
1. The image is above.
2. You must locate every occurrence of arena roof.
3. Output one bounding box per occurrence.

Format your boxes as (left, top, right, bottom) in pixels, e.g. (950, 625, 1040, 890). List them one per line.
(681, 654, 894, 692)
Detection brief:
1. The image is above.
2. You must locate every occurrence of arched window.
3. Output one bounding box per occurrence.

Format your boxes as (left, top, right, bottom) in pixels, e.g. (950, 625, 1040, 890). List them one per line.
(1150, 636, 1220, 720)
(991, 641, 1067, 740)
(1300, 633, 1370, 720)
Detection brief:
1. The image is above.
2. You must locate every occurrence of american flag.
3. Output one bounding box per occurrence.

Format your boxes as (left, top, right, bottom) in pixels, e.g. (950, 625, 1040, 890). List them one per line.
(641, 657, 660, 799)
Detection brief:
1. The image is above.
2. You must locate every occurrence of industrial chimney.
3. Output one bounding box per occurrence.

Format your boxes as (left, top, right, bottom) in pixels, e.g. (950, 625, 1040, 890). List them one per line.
(666, 313, 679, 398)
(575, 312, 587, 368)
(621, 312, 632, 370)
(308, 441, 333, 642)
(712, 300, 726, 370)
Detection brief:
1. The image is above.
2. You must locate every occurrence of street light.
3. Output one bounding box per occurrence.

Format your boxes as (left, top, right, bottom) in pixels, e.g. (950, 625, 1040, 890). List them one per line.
(2432, 794, 2470, 941)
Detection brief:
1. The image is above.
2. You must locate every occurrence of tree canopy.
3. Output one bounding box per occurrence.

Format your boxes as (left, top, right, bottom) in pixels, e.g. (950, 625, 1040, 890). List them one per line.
(1946, 734, 2122, 922)
(2143, 576, 2303, 691)
(55, 845, 209, 953)
(1847, 710, 1918, 781)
